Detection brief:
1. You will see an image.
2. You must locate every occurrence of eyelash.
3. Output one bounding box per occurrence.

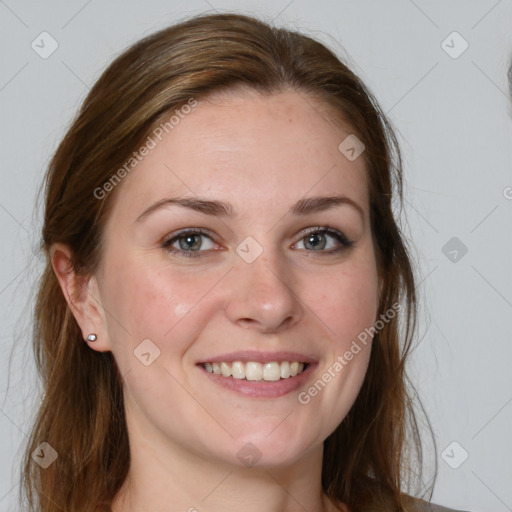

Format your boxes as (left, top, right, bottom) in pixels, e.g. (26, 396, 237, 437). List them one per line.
(161, 227, 354, 259)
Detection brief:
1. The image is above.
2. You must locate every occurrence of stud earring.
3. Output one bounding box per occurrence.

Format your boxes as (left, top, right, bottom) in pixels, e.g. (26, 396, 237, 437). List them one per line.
(86, 334, 97, 342)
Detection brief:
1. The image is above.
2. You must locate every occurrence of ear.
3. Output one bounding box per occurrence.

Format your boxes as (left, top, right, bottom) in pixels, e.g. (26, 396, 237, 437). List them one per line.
(50, 243, 111, 352)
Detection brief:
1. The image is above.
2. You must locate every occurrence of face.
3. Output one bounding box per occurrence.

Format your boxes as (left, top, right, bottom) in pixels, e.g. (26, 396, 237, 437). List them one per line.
(92, 88, 381, 468)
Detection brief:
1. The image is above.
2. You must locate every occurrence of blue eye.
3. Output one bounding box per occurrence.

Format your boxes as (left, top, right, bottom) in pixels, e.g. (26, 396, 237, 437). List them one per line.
(162, 227, 354, 258)
(162, 229, 216, 258)
(294, 227, 354, 253)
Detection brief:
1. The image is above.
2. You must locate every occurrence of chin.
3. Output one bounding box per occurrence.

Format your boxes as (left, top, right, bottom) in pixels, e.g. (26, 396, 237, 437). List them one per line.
(220, 430, 319, 470)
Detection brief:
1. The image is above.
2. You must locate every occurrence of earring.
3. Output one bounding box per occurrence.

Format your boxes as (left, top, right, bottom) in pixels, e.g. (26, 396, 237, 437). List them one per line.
(86, 334, 97, 342)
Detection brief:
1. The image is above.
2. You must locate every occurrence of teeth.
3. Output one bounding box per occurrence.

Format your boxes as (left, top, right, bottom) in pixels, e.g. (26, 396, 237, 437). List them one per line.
(263, 362, 281, 381)
(245, 362, 263, 381)
(203, 360, 308, 381)
(220, 362, 231, 377)
(280, 361, 291, 379)
(231, 361, 245, 379)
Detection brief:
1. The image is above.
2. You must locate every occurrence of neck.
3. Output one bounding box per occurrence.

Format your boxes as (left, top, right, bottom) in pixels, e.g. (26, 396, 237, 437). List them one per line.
(111, 415, 345, 512)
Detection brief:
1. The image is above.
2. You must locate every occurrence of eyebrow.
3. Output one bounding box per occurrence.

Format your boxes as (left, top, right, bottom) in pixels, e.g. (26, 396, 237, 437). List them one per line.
(135, 195, 365, 222)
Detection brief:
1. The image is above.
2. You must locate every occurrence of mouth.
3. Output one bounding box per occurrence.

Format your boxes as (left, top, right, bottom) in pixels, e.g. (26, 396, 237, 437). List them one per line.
(196, 351, 317, 398)
(200, 360, 309, 381)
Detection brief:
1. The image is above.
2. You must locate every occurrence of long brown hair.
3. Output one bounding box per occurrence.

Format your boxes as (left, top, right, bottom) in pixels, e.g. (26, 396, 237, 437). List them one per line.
(22, 12, 435, 512)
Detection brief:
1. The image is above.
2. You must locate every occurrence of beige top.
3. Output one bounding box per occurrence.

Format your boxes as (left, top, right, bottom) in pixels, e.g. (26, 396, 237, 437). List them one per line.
(412, 501, 467, 512)
(405, 496, 468, 512)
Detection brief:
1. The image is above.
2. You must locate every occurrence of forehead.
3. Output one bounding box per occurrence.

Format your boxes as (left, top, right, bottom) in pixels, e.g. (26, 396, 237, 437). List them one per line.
(107, 88, 368, 222)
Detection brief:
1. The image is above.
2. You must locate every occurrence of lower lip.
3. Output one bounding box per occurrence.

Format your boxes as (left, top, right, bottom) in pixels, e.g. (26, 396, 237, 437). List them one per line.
(197, 363, 317, 398)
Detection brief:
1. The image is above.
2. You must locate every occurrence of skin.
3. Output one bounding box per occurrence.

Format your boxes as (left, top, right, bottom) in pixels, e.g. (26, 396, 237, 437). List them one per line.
(52, 88, 382, 512)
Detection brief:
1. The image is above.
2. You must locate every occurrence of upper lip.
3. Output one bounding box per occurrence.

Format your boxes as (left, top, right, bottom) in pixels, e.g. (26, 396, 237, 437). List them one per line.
(197, 350, 318, 364)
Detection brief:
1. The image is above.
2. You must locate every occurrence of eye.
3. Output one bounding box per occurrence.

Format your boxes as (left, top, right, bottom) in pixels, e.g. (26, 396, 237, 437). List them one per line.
(294, 227, 354, 254)
(162, 229, 218, 258)
(162, 226, 354, 259)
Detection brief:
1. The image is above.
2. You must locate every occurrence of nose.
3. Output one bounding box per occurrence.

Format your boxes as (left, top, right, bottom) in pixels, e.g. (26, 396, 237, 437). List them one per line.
(224, 249, 304, 333)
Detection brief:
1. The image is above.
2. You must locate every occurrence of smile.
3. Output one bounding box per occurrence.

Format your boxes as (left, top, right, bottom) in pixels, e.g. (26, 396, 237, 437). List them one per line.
(202, 361, 308, 381)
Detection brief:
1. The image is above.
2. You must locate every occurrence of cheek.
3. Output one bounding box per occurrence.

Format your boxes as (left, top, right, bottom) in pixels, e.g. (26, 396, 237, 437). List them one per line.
(100, 256, 225, 365)
(304, 259, 378, 419)
(313, 262, 380, 350)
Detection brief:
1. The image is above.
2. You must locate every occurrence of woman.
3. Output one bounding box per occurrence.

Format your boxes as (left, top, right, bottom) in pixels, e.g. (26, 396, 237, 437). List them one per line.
(21, 12, 467, 512)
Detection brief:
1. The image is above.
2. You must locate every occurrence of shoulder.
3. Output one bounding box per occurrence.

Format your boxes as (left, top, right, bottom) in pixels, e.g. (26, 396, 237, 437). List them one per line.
(402, 495, 470, 512)
(336, 492, 472, 512)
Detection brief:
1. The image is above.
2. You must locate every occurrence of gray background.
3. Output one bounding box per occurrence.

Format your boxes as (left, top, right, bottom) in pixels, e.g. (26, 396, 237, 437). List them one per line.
(1, 1, 511, 511)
